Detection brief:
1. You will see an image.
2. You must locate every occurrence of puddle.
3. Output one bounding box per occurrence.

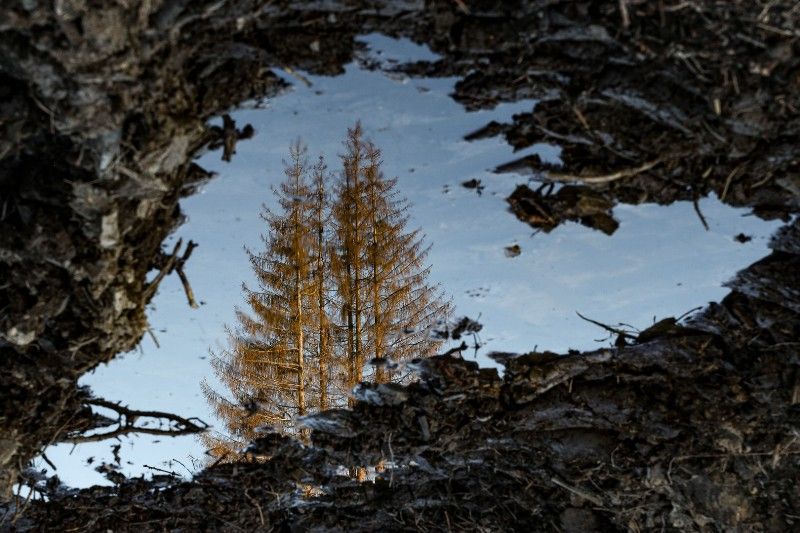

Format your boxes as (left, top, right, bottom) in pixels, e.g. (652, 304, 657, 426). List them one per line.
(36, 35, 783, 488)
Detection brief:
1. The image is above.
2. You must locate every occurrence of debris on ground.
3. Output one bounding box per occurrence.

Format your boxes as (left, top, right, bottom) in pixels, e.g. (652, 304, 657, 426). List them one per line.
(461, 178, 485, 195)
(504, 244, 521, 257)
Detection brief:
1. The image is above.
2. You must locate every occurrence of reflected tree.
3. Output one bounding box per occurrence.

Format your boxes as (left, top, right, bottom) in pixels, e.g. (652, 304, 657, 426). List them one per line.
(203, 126, 449, 460)
(202, 141, 326, 455)
(331, 124, 450, 388)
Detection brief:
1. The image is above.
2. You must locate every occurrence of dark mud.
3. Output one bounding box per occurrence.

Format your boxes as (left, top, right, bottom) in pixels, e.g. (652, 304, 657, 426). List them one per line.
(0, 0, 798, 530)
(452, 2, 800, 231)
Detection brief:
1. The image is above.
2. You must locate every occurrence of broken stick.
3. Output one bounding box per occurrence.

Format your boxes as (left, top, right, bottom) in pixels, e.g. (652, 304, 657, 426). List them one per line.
(546, 158, 663, 185)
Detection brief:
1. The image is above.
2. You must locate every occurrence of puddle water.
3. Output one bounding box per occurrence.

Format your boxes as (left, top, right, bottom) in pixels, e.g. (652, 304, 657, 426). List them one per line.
(37, 34, 783, 488)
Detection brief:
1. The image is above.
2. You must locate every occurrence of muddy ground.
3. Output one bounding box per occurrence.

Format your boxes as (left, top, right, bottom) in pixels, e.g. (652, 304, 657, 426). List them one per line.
(0, 1, 798, 530)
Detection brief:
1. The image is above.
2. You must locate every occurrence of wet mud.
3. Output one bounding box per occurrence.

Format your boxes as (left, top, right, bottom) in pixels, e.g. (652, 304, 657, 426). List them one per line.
(451, 1, 800, 231)
(0, 0, 798, 530)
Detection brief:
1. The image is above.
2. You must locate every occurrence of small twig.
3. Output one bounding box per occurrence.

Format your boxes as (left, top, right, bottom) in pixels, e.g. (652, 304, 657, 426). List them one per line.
(756, 22, 800, 38)
(146, 325, 161, 348)
(144, 239, 199, 309)
(29, 92, 55, 133)
(40, 452, 57, 471)
(280, 66, 312, 87)
(176, 241, 199, 308)
(619, 0, 630, 28)
(751, 173, 774, 189)
(176, 267, 199, 309)
(547, 158, 663, 185)
(667, 450, 800, 483)
(576, 312, 637, 340)
(453, 0, 470, 15)
(676, 306, 704, 322)
(143, 239, 182, 301)
(516, 191, 556, 226)
(572, 105, 591, 131)
(244, 489, 266, 527)
(550, 477, 604, 507)
(442, 341, 467, 357)
(692, 196, 709, 231)
(172, 458, 194, 477)
(63, 398, 208, 444)
(209, 451, 231, 469)
(387, 431, 395, 487)
(143, 464, 181, 477)
(10, 481, 36, 525)
(720, 164, 743, 201)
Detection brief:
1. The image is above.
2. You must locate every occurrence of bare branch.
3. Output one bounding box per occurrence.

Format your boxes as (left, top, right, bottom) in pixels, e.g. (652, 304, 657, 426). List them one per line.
(62, 398, 208, 444)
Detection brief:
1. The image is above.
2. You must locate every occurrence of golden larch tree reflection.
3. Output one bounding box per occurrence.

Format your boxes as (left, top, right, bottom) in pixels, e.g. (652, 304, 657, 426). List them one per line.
(331, 124, 450, 388)
(202, 126, 449, 459)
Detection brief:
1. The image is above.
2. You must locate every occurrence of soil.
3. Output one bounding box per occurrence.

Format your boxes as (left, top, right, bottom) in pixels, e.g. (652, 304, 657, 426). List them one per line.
(0, 1, 798, 530)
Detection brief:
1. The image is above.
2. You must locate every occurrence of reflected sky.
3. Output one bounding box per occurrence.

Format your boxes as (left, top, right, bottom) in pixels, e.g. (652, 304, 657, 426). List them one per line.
(38, 34, 783, 488)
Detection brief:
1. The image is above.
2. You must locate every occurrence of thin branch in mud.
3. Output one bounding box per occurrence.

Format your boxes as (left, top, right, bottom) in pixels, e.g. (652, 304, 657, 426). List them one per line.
(692, 196, 709, 231)
(63, 398, 208, 444)
(143, 464, 181, 477)
(40, 452, 57, 471)
(146, 325, 161, 348)
(550, 477, 604, 507)
(176, 266, 199, 308)
(144, 239, 199, 308)
(619, 0, 630, 28)
(280, 66, 312, 87)
(452, 0, 470, 15)
(667, 449, 800, 483)
(546, 158, 663, 185)
(572, 105, 591, 131)
(676, 305, 704, 322)
(143, 239, 182, 301)
(9, 480, 35, 526)
(576, 312, 637, 340)
(720, 164, 743, 201)
(751, 172, 774, 189)
(244, 489, 266, 527)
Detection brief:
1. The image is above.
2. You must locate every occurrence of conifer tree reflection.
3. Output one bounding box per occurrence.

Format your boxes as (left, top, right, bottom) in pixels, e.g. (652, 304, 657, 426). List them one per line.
(203, 126, 449, 460)
(331, 124, 450, 388)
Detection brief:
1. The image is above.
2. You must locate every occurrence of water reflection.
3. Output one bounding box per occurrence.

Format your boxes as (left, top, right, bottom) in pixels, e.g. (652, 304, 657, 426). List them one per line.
(202, 125, 449, 458)
(38, 34, 782, 488)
